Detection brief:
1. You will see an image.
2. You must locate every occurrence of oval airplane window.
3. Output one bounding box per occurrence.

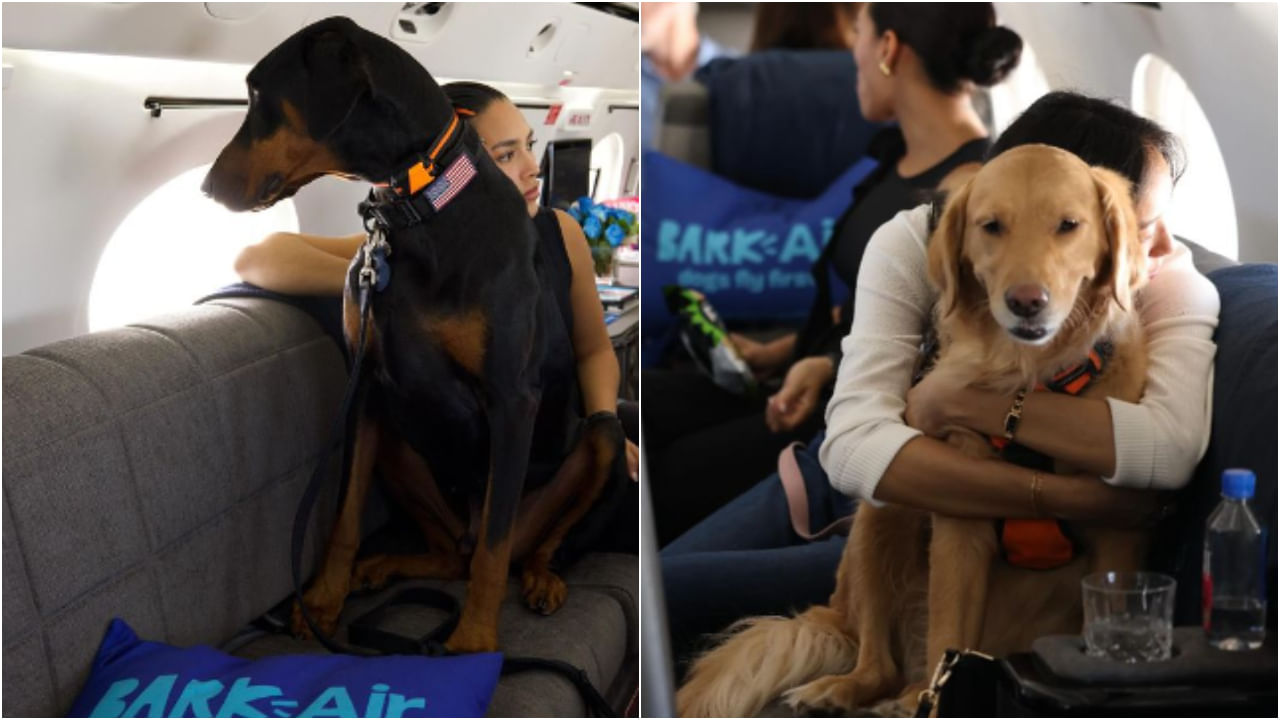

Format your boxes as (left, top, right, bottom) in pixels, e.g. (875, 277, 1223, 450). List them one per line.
(528, 21, 559, 58)
(88, 164, 299, 332)
(591, 132, 624, 200)
(987, 39, 1051, 136)
(391, 2, 456, 45)
(1133, 53, 1238, 260)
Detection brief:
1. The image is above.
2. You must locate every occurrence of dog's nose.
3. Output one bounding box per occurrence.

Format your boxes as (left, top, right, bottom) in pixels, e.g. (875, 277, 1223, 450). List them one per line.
(1005, 284, 1049, 318)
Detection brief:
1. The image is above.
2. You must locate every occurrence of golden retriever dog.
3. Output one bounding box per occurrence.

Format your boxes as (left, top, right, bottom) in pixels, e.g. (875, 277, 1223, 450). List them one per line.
(677, 145, 1151, 717)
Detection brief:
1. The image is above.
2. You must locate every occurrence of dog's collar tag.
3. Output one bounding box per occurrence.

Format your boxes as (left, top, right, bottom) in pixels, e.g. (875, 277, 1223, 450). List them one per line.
(358, 230, 392, 292)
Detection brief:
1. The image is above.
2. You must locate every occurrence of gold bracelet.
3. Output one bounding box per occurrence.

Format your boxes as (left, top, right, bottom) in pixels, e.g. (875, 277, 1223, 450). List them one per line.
(1003, 389, 1028, 441)
(1030, 471, 1045, 518)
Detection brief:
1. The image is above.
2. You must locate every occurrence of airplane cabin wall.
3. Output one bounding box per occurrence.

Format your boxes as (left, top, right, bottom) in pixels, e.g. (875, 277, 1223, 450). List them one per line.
(2, 49, 251, 354)
(1, 3, 640, 354)
(1, 3, 641, 88)
(996, 2, 1277, 264)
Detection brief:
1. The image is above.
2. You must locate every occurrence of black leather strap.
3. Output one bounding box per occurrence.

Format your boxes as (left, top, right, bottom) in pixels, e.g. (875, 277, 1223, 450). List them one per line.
(346, 586, 619, 717)
(347, 586, 461, 656)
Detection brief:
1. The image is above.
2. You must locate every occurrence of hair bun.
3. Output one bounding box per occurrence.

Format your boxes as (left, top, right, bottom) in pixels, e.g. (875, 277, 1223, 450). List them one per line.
(965, 25, 1023, 86)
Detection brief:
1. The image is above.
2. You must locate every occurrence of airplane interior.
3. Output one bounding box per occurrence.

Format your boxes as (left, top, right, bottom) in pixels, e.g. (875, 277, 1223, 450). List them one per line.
(2, 2, 1278, 719)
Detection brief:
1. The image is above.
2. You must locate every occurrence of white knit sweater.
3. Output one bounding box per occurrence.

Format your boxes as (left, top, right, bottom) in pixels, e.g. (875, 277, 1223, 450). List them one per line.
(820, 204, 1221, 502)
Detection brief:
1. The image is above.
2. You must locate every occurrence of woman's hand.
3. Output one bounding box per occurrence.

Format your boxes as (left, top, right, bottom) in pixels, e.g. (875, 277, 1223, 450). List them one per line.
(904, 371, 972, 437)
(1047, 473, 1176, 529)
(641, 2, 700, 81)
(730, 332, 794, 377)
(907, 373, 1124, 478)
(625, 439, 639, 481)
(765, 356, 835, 433)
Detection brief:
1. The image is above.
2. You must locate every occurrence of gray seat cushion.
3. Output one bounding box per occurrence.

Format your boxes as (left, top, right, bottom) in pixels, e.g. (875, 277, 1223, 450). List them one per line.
(2, 297, 636, 717)
(3, 299, 346, 717)
(235, 552, 637, 717)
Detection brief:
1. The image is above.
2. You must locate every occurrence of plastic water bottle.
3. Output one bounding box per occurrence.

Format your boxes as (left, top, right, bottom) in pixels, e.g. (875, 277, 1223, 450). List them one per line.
(1202, 469, 1267, 650)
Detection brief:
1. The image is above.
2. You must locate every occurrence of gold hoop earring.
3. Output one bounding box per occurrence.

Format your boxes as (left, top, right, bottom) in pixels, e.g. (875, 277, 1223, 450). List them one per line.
(878, 60, 892, 77)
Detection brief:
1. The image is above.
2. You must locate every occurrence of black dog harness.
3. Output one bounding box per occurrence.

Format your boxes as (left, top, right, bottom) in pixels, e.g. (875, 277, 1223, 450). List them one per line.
(288, 113, 617, 716)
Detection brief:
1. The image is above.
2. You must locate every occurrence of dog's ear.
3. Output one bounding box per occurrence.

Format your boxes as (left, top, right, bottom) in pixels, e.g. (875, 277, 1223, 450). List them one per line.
(927, 177, 974, 318)
(1090, 166, 1143, 311)
(303, 28, 369, 139)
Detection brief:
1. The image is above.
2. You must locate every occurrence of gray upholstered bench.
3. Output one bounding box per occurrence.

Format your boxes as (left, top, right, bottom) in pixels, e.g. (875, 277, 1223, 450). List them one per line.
(3, 296, 636, 717)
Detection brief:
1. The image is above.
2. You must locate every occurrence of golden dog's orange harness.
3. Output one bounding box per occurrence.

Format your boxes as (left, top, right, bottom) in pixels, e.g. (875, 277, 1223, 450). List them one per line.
(991, 342, 1110, 570)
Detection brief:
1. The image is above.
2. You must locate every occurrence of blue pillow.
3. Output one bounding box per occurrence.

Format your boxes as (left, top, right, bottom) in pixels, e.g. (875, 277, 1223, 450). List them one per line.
(70, 618, 503, 718)
(640, 150, 878, 364)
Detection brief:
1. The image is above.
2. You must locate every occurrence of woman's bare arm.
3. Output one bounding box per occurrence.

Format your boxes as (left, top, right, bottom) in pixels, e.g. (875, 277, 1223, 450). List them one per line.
(556, 210, 639, 478)
(872, 436, 1164, 527)
(908, 380, 1119, 476)
(557, 210, 620, 416)
(234, 232, 363, 296)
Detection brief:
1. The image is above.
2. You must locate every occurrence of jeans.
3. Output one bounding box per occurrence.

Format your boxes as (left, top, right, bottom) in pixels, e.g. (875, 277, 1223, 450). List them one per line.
(660, 435, 856, 675)
(644, 368, 824, 545)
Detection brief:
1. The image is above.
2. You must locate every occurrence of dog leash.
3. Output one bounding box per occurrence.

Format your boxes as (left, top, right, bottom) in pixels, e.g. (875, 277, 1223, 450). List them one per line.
(287, 222, 619, 715)
(345, 585, 617, 718)
(290, 233, 380, 656)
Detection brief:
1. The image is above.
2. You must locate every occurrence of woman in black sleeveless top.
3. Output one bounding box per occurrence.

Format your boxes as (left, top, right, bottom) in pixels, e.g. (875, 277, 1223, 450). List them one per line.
(645, 3, 1023, 546)
(234, 83, 638, 554)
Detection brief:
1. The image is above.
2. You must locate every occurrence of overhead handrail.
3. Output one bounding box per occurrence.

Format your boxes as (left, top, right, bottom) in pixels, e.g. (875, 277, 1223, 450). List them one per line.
(145, 96, 557, 118)
(143, 96, 246, 118)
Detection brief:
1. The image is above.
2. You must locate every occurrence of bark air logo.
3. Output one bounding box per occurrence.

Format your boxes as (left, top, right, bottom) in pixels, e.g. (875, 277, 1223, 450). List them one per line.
(89, 676, 429, 718)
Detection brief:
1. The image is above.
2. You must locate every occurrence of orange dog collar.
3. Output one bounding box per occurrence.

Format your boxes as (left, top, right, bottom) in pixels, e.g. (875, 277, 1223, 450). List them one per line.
(372, 112, 464, 197)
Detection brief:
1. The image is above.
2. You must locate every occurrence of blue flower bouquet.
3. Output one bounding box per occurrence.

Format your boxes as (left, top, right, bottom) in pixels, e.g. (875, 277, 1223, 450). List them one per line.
(568, 196, 638, 277)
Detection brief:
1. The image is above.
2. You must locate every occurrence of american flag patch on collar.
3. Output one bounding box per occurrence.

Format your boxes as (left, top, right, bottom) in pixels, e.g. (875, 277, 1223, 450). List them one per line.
(424, 153, 477, 211)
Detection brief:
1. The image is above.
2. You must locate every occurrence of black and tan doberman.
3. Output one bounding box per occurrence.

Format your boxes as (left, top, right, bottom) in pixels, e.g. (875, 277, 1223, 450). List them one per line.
(203, 16, 623, 654)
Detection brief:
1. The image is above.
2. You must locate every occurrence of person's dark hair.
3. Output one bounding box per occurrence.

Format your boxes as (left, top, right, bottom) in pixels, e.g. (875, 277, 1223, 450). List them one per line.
(869, 3, 1022, 92)
(749, 3, 860, 52)
(441, 81, 508, 117)
(989, 91, 1186, 194)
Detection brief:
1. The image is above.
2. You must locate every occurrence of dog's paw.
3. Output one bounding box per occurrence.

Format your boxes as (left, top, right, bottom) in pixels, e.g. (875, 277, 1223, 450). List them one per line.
(290, 589, 344, 640)
(785, 668, 897, 715)
(444, 621, 498, 654)
(867, 681, 928, 718)
(351, 554, 397, 590)
(784, 675, 858, 714)
(521, 567, 568, 615)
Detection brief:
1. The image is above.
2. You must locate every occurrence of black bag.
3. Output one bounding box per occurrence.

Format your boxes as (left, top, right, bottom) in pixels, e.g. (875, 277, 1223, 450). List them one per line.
(662, 285, 757, 395)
